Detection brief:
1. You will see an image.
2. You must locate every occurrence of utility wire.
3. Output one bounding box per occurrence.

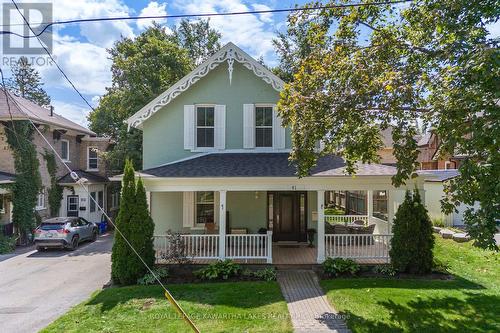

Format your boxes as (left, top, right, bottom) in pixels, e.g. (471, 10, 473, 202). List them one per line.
(9, 0, 95, 111)
(0, 1, 412, 37)
(0, 71, 200, 332)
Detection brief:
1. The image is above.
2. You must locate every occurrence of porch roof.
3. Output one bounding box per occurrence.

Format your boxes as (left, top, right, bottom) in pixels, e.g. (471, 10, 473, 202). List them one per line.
(0, 171, 15, 184)
(58, 170, 109, 185)
(141, 153, 398, 178)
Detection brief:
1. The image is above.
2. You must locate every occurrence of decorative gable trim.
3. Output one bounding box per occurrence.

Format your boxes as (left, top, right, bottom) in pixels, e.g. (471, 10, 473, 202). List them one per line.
(127, 42, 285, 130)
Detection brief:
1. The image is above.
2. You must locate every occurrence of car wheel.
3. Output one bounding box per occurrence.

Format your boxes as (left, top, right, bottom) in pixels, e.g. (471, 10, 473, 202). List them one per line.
(91, 230, 98, 242)
(69, 236, 79, 251)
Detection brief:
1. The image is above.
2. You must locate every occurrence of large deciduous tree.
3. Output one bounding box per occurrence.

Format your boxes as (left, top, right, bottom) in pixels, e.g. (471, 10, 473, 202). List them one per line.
(173, 19, 222, 65)
(277, 0, 499, 249)
(8, 56, 51, 107)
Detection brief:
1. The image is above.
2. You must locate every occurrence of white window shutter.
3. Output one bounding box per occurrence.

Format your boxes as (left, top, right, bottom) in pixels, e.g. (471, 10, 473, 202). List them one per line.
(243, 104, 255, 149)
(214, 105, 226, 150)
(183, 105, 195, 150)
(183, 192, 195, 228)
(272, 105, 286, 149)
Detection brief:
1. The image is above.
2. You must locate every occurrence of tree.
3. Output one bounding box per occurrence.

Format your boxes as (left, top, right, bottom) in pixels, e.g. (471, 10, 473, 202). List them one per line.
(390, 190, 434, 274)
(111, 159, 136, 284)
(8, 56, 50, 107)
(88, 24, 193, 171)
(133, 177, 155, 271)
(277, 0, 500, 249)
(173, 19, 222, 65)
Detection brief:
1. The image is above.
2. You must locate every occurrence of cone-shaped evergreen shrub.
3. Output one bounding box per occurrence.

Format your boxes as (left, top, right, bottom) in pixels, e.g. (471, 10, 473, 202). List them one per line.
(390, 189, 434, 274)
(111, 159, 137, 284)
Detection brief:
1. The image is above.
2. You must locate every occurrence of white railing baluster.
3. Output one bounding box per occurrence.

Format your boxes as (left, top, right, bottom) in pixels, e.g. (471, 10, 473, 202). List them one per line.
(323, 234, 392, 261)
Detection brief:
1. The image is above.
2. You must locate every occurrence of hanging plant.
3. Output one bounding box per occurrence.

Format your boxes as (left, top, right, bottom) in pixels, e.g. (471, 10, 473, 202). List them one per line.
(43, 150, 63, 217)
(4, 120, 42, 244)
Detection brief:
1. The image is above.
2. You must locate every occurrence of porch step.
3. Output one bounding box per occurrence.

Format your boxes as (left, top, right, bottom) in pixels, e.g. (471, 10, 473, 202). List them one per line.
(275, 241, 308, 248)
(275, 264, 320, 271)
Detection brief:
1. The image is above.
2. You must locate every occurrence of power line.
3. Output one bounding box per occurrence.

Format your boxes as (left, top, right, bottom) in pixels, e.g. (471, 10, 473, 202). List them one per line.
(9, 0, 95, 112)
(0, 1, 412, 38)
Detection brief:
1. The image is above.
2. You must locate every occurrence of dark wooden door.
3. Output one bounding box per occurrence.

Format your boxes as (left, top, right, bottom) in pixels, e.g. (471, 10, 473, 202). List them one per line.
(275, 193, 300, 241)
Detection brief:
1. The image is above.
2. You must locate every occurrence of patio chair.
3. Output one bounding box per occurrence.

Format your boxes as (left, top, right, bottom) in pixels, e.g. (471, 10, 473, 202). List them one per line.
(352, 219, 366, 226)
(332, 224, 351, 245)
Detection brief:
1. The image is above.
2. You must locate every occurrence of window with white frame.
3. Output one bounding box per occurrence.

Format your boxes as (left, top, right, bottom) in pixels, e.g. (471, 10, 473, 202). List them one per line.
(61, 139, 69, 161)
(0, 194, 4, 214)
(111, 191, 120, 210)
(87, 147, 99, 170)
(36, 189, 46, 210)
(98, 191, 104, 209)
(196, 191, 214, 225)
(255, 106, 273, 147)
(196, 106, 214, 148)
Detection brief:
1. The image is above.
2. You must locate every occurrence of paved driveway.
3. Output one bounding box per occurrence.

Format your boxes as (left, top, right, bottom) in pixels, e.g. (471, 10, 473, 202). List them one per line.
(0, 233, 112, 333)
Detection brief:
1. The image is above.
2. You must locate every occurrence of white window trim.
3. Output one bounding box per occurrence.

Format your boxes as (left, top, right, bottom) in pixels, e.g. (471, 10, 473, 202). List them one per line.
(36, 189, 46, 210)
(87, 146, 99, 171)
(255, 104, 274, 148)
(61, 139, 70, 162)
(89, 191, 96, 213)
(195, 191, 215, 227)
(195, 104, 216, 150)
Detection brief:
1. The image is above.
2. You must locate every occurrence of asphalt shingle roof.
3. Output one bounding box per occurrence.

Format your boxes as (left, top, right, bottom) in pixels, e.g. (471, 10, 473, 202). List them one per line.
(417, 169, 459, 182)
(58, 170, 109, 184)
(141, 153, 398, 178)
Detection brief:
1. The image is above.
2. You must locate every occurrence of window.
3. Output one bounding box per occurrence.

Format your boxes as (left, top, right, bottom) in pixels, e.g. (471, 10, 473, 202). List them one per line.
(61, 140, 69, 161)
(36, 189, 45, 210)
(98, 191, 104, 209)
(445, 161, 455, 170)
(90, 192, 96, 213)
(196, 191, 214, 225)
(0, 194, 4, 214)
(373, 190, 388, 221)
(87, 147, 98, 170)
(255, 106, 273, 147)
(111, 191, 120, 209)
(196, 106, 214, 148)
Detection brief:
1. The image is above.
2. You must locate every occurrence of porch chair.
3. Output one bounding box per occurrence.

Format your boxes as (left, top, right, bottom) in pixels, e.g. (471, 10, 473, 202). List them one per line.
(352, 219, 366, 226)
(332, 224, 351, 245)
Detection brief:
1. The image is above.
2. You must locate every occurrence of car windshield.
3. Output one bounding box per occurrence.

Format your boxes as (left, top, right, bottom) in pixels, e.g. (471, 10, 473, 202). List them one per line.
(40, 223, 66, 231)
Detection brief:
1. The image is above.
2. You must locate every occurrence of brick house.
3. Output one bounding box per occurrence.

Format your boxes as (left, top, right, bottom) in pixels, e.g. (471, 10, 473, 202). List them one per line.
(0, 89, 117, 235)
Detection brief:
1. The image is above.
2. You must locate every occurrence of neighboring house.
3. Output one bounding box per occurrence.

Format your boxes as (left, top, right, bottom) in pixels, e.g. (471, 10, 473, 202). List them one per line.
(0, 90, 114, 235)
(126, 42, 428, 265)
(417, 131, 463, 170)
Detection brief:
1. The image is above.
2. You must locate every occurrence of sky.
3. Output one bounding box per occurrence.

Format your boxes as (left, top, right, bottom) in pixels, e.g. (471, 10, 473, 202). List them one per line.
(1, 0, 499, 128)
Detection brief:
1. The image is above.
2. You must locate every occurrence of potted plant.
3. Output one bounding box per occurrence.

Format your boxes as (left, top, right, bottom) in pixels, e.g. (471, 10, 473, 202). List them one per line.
(307, 228, 316, 247)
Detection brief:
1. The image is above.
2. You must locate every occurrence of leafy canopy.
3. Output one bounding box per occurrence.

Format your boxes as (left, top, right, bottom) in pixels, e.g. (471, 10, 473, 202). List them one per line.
(8, 56, 51, 107)
(277, 0, 499, 249)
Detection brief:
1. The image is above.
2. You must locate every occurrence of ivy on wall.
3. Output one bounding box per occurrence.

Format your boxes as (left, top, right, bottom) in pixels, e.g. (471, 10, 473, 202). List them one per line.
(43, 150, 63, 217)
(4, 120, 42, 244)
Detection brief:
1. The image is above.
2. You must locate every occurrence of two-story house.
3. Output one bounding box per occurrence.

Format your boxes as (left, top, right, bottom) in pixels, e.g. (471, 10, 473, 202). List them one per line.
(0, 89, 115, 236)
(126, 43, 428, 265)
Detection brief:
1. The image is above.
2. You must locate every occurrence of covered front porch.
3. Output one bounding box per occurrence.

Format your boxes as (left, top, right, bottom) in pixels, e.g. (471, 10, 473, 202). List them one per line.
(150, 187, 399, 265)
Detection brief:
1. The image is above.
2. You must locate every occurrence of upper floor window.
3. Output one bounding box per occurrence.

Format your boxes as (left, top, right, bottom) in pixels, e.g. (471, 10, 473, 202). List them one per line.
(255, 106, 273, 147)
(87, 147, 98, 170)
(36, 188, 45, 210)
(61, 139, 69, 161)
(196, 106, 215, 148)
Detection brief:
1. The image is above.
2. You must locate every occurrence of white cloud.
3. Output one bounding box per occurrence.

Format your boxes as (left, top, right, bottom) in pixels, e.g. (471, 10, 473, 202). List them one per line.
(172, 0, 277, 62)
(137, 1, 168, 30)
(486, 20, 500, 38)
(252, 4, 274, 24)
(52, 100, 91, 127)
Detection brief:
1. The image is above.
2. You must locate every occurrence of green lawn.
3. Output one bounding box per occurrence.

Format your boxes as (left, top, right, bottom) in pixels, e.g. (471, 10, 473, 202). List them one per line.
(41, 282, 292, 333)
(321, 237, 500, 333)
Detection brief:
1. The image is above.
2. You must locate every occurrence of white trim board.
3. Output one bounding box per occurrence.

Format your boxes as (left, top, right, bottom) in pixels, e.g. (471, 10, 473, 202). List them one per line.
(126, 42, 285, 130)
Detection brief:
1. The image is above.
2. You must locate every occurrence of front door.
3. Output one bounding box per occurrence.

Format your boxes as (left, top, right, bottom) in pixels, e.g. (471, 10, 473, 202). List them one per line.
(271, 192, 307, 242)
(67, 195, 79, 217)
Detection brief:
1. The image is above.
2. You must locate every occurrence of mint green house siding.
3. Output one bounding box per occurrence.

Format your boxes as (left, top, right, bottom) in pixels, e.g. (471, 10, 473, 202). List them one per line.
(142, 62, 284, 169)
(227, 191, 267, 233)
(150, 192, 184, 234)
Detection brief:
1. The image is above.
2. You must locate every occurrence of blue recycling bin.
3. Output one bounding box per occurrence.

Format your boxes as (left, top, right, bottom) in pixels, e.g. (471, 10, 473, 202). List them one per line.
(99, 220, 107, 234)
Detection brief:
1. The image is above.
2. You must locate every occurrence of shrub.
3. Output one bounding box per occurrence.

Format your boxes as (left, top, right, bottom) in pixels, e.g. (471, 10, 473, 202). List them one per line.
(195, 259, 241, 280)
(0, 234, 15, 254)
(432, 218, 446, 227)
(163, 230, 192, 264)
(137, 267, 169, 285)
(323, 257, 360, 277)
(324, 207, 345, 215)
(252, 268, 277, 281)
(390, 190, 434, 275)
(373, 264, 397, 277)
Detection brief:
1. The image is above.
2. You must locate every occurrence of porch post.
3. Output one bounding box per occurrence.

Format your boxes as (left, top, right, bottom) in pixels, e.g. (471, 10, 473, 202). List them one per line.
(367, 189, 373, 223)
(317, 190, 325, 263)
(218, 190, 227, 259)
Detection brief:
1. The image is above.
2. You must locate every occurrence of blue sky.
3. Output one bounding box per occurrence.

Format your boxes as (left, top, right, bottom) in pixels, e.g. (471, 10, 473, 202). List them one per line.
(1, 1, 499, 128)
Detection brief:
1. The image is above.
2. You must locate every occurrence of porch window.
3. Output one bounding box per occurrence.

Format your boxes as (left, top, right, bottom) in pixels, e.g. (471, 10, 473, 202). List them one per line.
(196, 106, 214, 148)
(255, 106, 273, 147)
(196, 191, 214, 225)
(88, 147, 99, 170)
(373, 190, 388, 221)
(98, 191, 104, 209)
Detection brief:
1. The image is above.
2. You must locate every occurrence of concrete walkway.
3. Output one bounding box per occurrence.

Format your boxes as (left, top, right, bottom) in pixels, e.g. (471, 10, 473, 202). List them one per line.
(277, 270, 350, 333)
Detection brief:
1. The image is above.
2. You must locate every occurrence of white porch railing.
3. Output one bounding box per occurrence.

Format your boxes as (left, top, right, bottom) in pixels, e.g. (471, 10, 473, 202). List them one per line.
(325, 234, 392, 262)
(370, 216, 391, 234)
(325, 215, 369, 225)
(226, 232, 272, 263)
(153, 232, 273, 263)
